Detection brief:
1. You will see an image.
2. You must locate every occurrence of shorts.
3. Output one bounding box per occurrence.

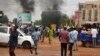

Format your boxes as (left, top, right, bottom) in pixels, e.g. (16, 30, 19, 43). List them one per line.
(34, 40, 38, 48)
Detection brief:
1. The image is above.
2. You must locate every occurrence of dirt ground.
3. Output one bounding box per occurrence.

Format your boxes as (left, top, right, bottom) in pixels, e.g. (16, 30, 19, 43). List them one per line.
(0, 38, 100, 56)
(78, 42, 100, 56)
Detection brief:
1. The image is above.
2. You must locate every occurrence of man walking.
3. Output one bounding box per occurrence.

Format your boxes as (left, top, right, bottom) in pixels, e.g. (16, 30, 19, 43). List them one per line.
(9, 24, 18, 56)
(32, 28, 41, 55)
(59, 27, 69, 56)
(69, 28, 77, 56)
(73, 28, 78, 51)
(41, 26, 47, 42)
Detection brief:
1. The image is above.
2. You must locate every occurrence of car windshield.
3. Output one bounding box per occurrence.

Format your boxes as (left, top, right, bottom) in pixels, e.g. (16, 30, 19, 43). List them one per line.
(0, 27, 7, 33)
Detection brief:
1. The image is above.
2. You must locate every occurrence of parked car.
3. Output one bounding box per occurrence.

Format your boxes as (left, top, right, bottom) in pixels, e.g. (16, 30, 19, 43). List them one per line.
(0, 26, 34, 48)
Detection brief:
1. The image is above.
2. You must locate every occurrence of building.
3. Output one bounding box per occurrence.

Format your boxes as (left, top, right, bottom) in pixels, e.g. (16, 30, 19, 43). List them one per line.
(72, 11, 81, 27)
(79, 1, 100, 26)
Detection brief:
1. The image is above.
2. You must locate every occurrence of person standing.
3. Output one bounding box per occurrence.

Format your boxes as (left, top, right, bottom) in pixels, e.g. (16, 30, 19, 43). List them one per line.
(23, 25, 28, 34)
(69, 28, 77, 56)
(73, 28, 78, 51)
(32, 28, 41, 55)
(47, 27, 54, 44)
(91, 26, 98, 48)
(41, 26, 47, 42)
(9, 24, 18, 56)
(59, 27, 69, 56)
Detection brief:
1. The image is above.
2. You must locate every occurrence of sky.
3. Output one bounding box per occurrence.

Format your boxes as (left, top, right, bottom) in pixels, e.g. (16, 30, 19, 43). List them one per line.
(61, 0, 97, 17)
(0, 0, 97, 22)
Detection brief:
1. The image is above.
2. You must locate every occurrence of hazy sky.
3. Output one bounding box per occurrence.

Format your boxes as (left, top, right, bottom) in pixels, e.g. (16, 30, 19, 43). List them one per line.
(0, 0, 97, 22)
(61, 0, 97, 17)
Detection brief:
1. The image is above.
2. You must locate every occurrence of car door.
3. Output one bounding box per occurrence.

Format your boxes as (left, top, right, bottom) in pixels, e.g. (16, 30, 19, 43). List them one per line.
(0, 27, 9, 43)
(18, 31, 24, 45)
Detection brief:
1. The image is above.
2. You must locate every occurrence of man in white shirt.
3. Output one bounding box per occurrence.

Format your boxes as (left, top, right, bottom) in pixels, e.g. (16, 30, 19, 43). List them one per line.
(91, 27, 98, 48)
(69, 28, 78, 56)
(73, 28, 78, 51)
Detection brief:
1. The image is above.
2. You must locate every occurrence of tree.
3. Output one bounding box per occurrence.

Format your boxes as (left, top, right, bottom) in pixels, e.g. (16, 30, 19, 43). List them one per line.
(61, 14, 76, 27)
(34, 20, 42, 25)
(61, 14, 70, 26)
(0, 15, 9, 24)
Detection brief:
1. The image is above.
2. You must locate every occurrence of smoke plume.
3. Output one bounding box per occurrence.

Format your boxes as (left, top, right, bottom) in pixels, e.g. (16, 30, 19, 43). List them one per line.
(18, 0, 35, 12)
(41, 0, 63, 26)
(38, 0, 64, 10)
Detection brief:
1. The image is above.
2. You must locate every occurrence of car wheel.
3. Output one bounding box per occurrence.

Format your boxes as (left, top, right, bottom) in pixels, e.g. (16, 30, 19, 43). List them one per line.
(22, 41, 31, 49)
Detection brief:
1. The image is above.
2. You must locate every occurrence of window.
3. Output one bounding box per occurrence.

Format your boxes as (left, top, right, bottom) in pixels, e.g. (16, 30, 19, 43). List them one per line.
(93, 5, 97, 8)
(0, 28, 7, 33)
(82, 10, 85, 20)
(94, 10, 98, 21)
(88, 10, 92, 21)
(79, 4, 83, 10)
(99, 5, 100, 8)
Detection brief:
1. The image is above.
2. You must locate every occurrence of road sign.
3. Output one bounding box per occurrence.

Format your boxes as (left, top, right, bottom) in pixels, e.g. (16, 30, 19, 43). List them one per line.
(18, 12, 32, 24)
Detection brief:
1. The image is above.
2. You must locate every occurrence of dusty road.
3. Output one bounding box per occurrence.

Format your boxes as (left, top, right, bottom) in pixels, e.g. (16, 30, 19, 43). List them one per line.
(78, 42, 100, 56)
(0, 38, 100, 56)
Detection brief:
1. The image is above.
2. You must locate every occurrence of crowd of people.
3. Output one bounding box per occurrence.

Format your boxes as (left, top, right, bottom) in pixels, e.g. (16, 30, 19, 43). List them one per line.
(7, 22, 100, 56)
(78, 23, 100, 47)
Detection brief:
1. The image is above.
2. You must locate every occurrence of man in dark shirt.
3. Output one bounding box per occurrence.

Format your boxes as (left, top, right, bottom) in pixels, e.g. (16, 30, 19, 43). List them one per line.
(9, 24, 18, 56)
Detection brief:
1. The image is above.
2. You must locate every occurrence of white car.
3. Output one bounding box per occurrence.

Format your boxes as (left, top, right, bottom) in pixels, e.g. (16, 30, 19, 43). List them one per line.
(0, 26, 34, 48)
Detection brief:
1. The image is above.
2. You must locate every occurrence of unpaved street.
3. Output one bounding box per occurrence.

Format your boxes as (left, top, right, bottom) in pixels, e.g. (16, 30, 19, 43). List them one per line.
(0, 38, 100, 56)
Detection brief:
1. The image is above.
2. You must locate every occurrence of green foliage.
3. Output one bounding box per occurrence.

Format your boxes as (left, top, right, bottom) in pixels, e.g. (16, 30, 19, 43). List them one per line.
(0, 15, 9, 24)
(61, 14, 75, 27)
(70, 19, 75, 27)
(34, 20, 42, 25)
(61, 14, 71, 26)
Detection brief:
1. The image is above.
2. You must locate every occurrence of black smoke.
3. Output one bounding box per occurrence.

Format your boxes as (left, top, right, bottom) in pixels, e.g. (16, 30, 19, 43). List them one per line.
(18, 0, 35, 12)
(51, 0, 63, 10)
(41, 0, 64, 27)
(41, 10, 62, 27)
(39, 0, 64, 10)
